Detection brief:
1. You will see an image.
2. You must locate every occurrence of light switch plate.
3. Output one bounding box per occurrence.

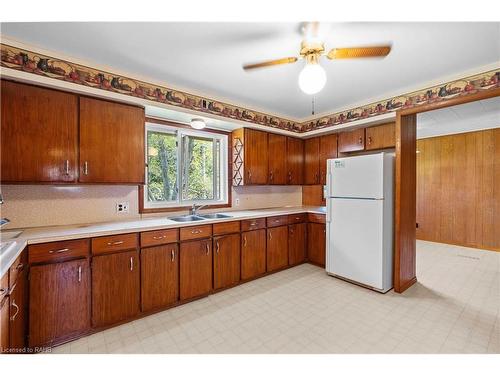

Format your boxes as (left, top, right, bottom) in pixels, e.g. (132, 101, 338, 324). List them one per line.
(116, 202, 130, 213)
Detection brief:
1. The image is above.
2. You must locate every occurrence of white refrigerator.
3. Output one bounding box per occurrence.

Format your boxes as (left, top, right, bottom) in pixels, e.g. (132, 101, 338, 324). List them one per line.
(325, 152, 394, 293)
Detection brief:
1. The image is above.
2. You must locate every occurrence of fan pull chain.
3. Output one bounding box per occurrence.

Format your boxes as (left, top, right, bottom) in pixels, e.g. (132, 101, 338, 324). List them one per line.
(312, 96, 315, 115)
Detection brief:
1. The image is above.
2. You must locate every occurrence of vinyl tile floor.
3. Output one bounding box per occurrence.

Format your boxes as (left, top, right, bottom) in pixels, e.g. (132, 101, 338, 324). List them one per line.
(51, 240, 500, 354)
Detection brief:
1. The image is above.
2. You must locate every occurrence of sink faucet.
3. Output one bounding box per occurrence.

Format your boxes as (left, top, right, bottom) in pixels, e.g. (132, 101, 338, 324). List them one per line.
(0, 193, 9, 228)
(190, 204, 207, 216)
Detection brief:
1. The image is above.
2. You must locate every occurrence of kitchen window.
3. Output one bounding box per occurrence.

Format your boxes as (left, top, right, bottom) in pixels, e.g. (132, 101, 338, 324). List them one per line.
(143, 122, 229, 210)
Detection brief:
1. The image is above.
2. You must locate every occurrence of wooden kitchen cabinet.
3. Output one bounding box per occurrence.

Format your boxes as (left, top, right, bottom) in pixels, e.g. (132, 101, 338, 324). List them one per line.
(213, 233, 241, 290)
(29, 259, 90, 347)
(319, 134, 338, 185)
(338, 128, 365, 153)
(286, 137, 304, 185)
(9, 268, 27, 351)
(232, 128, 268, 185)
(268, 133, 287, 185)
(266, 226, 288, 272)
(304, 137, 320, 185)
(92, 251, 140, 327)
(288, 223, 307, 266)
(79, 97, 145, 184)
(1, 275, 9, 353)
(180, 240, 212, 300)
(307, 223, 326, 267)
(365, 122, 395, 150)
(241, 229, 266, 280)
(1, 80, 78, 183)
(141, 244, 179, 312)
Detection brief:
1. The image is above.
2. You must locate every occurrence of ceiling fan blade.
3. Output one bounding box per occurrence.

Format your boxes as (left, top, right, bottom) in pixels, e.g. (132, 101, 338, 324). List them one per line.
(243, 57, 298, 71)
(327, 45, 391, 60)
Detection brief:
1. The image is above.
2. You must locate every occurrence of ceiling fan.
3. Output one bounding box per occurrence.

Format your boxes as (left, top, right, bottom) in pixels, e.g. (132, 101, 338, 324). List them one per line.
(242, 22, 392, 95)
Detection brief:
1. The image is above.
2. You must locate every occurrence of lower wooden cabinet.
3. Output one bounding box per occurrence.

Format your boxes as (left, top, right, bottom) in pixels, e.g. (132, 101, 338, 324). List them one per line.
(180, 240, 212, 300)
(92, 251, 139, 327)
(307, 223, 326, 267)
(141, 244, 179, 312)
(9, 268, 28, 351)
(1, 294, 9, 353)
(241, 229, 266, 280)
(29, 259, 90, 347)
(288, 223, 307, 266)
(213, 234, 241, 290)
(267, 226, 289, 272)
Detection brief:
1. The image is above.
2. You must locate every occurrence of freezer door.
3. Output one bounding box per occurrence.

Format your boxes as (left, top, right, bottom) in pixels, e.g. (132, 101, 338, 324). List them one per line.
(327, 153, 385, 199)
(327, 198, 385, 290)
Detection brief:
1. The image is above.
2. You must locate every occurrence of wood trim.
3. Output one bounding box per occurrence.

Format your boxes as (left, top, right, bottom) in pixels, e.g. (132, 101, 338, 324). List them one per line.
(139, 120, 232, 214)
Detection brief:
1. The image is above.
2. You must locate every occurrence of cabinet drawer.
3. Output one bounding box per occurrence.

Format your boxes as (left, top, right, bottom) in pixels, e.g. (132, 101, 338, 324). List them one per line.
(266, 215, 288, 228)
(29, 239, 90, 265)
(308, 213, 326, 224)
(241, 218, 266, 231)
(213, 221, 240, 236)
(179, 225, 213, 241)
(92, 233, 138, 255)
(9, 249, 27, 287)
(288, 213, 307, 224)
(141, 229, 178, 247)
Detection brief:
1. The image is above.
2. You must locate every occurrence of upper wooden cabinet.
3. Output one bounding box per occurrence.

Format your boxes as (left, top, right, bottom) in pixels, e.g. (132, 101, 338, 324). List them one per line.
(286, 137, 304, 185)
(79, 97, 145, 184)
(1, 80, 78, 183)
(365, 122, 396, 150)
(268, 133, 287, 185)
(319, 134, 338, 185)
(304, 137, 320, 185)
(338, 128, 365, 153)
(232, 128, 269, 185)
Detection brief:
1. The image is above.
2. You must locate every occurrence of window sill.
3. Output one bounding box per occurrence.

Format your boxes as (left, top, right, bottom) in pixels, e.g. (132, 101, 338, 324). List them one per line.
(139, 202, 232, 214)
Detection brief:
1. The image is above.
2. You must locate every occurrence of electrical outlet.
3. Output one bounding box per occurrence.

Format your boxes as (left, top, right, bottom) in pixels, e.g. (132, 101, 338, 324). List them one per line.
(235, 198, 240, 206)
(116, 202, 130, 213)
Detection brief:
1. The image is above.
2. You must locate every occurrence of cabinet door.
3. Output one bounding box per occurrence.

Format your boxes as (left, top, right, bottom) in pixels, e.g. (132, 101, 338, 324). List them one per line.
(289, 223, 307, 266)
(79, 97, 145, 184)
(267, 226, 289, 272)
(319, 134, 338, 185)
(180, 240, 212, 300)
(30, 259, 90, 347)
(241, 229, 266, 280)
(9, 269, 27, 351)
(245, 129, 268, 184)
(268, 133, 287, 185)
(365, 122, 395, 150)
(286, 137, 304, 185)
(1, 80, 78, 183)
(92, 251, 139, 327)
(141, 244, 179, 312)
(213, 234, 241, 290)
(338, 128, 365, 153)
(1, 296, 9, 353)
(307, 223, 326, 267)
(304, 137, 320, 184)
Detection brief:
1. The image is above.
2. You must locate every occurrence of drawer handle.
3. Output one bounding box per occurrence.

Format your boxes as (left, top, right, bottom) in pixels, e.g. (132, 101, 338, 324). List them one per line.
(358, 137, 363, 144)
(10, 299, 19, 321)
(273, 219, 280, 223)
(249, 222, 257, 226)
(368, 136, 372, 145)
(171, 249, 175, 262)
(78, 265, 82, 283)
(295, 217, 301, 220)
(107, 241, 124, 246)
(191, 229, 202, 234)
(49, 248, 70, 254)
(152, 235, 167, 240)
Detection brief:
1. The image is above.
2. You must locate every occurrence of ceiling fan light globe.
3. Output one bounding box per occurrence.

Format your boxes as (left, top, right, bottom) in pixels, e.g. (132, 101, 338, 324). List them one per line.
(190, 118, 206, 129)
(298, 63, 327, 95)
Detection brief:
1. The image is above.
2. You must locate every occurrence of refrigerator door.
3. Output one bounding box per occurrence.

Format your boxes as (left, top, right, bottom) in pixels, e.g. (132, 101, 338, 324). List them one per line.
(327, 198, 385, 290)
(327, 153, 385, 199)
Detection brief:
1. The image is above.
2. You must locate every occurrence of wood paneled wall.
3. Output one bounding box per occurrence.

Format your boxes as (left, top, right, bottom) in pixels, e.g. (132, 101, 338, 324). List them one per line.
(416, 128, 500, 251)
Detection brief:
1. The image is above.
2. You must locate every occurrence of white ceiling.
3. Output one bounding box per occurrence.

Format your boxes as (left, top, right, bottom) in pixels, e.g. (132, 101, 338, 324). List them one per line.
(2, 22, 499, 120)
(417, 96, 500, 139)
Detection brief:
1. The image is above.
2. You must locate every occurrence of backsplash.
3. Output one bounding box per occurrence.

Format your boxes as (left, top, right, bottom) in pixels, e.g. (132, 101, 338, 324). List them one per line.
(0, 185, 302, 229)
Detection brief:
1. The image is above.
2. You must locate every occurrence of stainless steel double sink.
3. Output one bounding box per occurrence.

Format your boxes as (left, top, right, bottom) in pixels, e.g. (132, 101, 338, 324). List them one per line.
(169, 213, 232, 222)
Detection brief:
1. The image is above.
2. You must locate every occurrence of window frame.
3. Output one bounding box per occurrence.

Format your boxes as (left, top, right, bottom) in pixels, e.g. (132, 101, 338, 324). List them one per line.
(140, 120, 231, 213)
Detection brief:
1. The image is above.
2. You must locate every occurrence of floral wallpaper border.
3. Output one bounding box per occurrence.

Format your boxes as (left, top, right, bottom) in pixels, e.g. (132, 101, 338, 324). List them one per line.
(1, 43, 499, 133)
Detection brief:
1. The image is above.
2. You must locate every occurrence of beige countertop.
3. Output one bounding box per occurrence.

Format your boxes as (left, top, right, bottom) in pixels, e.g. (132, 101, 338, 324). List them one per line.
(0, 205, 326, 278)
